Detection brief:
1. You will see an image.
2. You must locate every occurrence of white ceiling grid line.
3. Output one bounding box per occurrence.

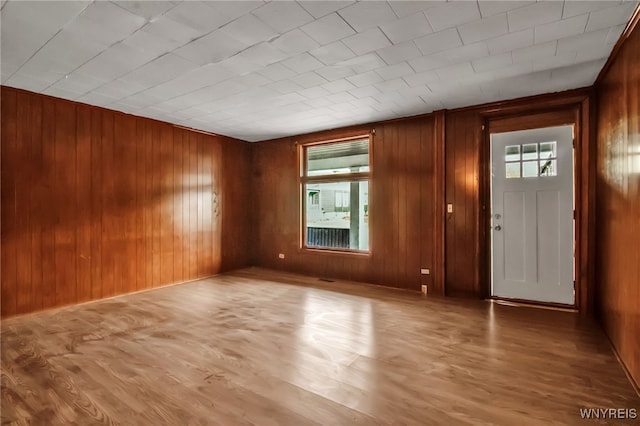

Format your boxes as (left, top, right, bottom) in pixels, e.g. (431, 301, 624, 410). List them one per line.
(1, 0, 637, 142)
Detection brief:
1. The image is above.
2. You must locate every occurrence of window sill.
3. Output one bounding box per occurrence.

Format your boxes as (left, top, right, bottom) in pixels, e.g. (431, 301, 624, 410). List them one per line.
(300, 247, 371, 257)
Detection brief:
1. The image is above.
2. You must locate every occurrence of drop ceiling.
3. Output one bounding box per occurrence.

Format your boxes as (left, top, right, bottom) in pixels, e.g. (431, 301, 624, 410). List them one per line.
(1, 1, 637, 142)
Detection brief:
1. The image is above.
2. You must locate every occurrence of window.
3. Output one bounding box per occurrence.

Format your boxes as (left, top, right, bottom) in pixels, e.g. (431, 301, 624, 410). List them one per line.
(505, 141, 558, 179)
(301, 136, 370, 252)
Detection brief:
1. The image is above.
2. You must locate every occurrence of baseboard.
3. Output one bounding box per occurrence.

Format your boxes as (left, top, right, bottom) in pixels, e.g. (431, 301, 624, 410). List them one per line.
(0, 274, 218, 321)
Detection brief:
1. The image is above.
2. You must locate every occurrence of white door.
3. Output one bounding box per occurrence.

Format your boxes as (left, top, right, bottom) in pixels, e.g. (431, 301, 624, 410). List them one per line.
(491, 125, 575, 305)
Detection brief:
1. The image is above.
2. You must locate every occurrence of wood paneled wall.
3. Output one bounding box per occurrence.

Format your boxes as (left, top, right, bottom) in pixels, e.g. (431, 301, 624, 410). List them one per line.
(252, 116, 445, 293)
(443, 110, 483, 297)
(1, 87, 251, 317)
(595, 12, 640, 389)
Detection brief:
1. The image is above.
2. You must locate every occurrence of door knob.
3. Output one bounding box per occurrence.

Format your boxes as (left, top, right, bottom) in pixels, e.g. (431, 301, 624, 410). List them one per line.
(494, 225, 502, 231)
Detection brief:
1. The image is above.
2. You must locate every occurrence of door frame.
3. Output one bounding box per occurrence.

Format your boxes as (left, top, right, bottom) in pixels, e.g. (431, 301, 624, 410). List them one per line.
(478, 90, 595, 314)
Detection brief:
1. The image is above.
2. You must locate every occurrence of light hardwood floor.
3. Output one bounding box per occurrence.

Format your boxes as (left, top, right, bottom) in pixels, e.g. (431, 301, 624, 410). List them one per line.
(1, 268, 638, 425)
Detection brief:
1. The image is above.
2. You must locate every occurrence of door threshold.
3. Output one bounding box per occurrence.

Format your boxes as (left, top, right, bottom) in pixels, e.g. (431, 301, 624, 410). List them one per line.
(489, 297, 578, 313)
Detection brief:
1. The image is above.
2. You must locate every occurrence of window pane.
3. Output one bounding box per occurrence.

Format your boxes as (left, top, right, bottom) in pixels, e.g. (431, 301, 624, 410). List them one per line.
(505, 145, 520, 161)
(522, 143, 538, 160)
(307, 139, 369, 176)
(506, 162, 520, 178)
(540, 141, 556, 159)
(305, 181, 369, 250)
(539, 159, 557, 176)
(523, 160, 538, 177)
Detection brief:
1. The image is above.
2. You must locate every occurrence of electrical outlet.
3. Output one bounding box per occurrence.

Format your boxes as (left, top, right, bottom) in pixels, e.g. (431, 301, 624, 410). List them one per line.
(420, 268, 430, 275)
(421, 285, 427, 294)
(447, 203, 453, 213)
(278, 253, 285, 259)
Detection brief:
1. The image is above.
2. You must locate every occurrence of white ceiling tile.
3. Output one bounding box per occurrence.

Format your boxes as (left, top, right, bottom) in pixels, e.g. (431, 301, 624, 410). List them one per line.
(387, 0, 445, 18)
(273, 92, 307, 106)
(532, 52, 578, 72)
(379, 12, 434, 44)
(252, 1, 314, 33)
(376, 41, 422, 65)
(220, 13, 278, 46)
(342, 28, 392, 56)
(267, 80, 302, 95)
(76, 91, 119, 107)
(321, 78, 356, 93)
(348, 85, 381, 99)
(237, 42, 289, 67)
(315, 65, 355, 81)
(0, 0, 91, 78)
(305, 97, 333, 108)
(434, 62, 475, 80)
(42, 85, 84, 100)
(374, 62, 415, 80)
(471, 52, 513, 73)
(173, 30, 248, 66)
(563, 1, 623, 19)
(338, 1, 397, 31)
(458, 13, 509, 44)
(129, 15, 201, 53)
(327, 91, 356, 103)
(298, 1, 355, 19)
(75, 42, 158, 82)
(415, 28, 462, 56)
(258, 62, 298, 82)
(282, 52, 325, 73)
(575, 43, 613, 62)
(291, 72, 328, 88)
(330, 101, 358, 113)
(234, 72, 272, 89)
(585, 2, 638, 32)
(300, 12, 355, 45)
(534, 14, 589, 45)
(507, 1, 563, 32)
(409, 42, 489, 72)
(298, 86, 331, 99)
(339, 53, 387, 73)
(92, 78, 147, 100)
(402, 70, 440, 87)
(478, 1, 535, 18)
(310, 41, 356, 65)
(429, 78, 476, 94)
(486, 28, 534, 54)
(17, 30, 107, 86)
(122, 26, 181, 59)
(550, 59, 606, 87)
(374, 77, 409, 92)
(5, 73, 51, 92)
(144, 64, 235, 99)
(167, 1, 263, 34)
(346, 70, 384, 88)
(69, 1, 147, 46)
(556, 28, 610, 54)
(270, 29, 321, 56)
(209, 79, 252, 99)
(113, 1, 176, 20)
(606, 24, 627, 45)
(424, 1, 481, 32)
(217, 55, 264, 77)
(120, 53, 199, 88)
(512, 40, 557, 64)
(50, 72, 107, 94)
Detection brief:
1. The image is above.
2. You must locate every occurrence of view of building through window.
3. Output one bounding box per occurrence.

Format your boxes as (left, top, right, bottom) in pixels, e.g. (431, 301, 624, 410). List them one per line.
(302, 137, 370, 251)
